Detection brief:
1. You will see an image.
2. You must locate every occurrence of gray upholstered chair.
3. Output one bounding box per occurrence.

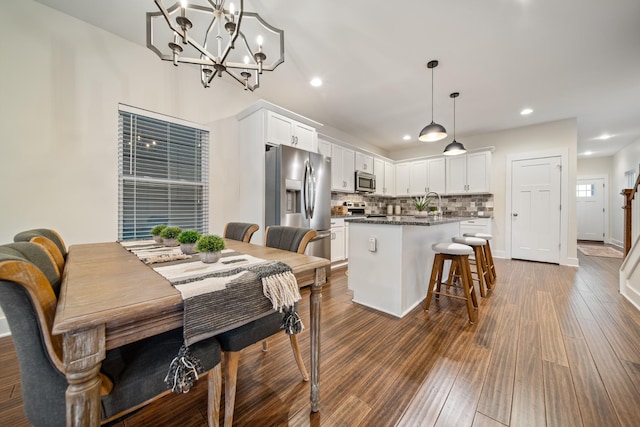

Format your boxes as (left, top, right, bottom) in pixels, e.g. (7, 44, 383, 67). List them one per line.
(223, 222, 259, 243)
(13, 228, 67, 275)
(215, 226, 317, 427)
(0, 242, 222, 427)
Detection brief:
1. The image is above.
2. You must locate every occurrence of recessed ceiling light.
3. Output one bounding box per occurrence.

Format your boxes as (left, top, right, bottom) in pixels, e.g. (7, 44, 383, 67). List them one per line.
(520, 108, 533, 115)
(403, 135, 411, 141)
(584, 151, 593, 156)
(310, 77, 322, 87)
(597, 134, 612, 140)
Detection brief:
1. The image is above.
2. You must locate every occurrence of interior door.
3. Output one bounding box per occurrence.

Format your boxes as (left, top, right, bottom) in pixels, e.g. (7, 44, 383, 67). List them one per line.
(576, 178, 605, 241)
(511, 156, 561, 263)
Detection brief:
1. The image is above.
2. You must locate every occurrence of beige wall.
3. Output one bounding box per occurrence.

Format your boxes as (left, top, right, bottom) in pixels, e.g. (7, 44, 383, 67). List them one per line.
(0, 1, 261, 246)
(389, 119, 579, 263)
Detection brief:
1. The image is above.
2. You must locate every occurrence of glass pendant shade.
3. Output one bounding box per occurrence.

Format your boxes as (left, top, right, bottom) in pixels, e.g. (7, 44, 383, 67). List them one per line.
(443, 140, 467, 156)
(419, 122, 448, 142)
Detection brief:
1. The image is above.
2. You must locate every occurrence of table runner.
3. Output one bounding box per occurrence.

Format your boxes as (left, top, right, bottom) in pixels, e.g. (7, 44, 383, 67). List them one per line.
(120, 240, 303, 392)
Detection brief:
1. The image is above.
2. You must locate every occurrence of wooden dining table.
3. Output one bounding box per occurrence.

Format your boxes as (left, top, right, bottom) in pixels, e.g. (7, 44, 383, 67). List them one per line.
(52, 239, 329, 426)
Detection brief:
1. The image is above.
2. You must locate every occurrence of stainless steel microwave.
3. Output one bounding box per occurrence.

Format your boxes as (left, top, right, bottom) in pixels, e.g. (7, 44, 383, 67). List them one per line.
(355, 170, 376, 193)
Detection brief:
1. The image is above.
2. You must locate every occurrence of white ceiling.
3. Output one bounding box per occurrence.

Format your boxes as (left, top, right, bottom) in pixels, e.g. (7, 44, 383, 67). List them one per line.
(34, 0, 640, 158)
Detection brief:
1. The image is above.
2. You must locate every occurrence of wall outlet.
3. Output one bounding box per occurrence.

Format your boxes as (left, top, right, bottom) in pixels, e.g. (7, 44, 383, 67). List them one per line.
(368, 236, 377, 252)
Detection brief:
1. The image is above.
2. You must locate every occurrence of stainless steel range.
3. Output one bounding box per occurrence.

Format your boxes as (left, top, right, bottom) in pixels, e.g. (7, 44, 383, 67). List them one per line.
(343, 201, 365, 215)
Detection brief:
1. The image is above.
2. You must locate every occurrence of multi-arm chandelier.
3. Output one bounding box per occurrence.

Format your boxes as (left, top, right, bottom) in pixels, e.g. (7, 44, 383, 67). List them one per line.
(147, 0, 284, 91)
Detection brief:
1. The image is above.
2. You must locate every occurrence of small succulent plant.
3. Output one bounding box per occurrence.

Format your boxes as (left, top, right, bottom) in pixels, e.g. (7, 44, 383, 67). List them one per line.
(160, 226, 182, 240)
(150, 225, 167, 236)
(196, 235, 225, 253)
(177, 230, 201, 244)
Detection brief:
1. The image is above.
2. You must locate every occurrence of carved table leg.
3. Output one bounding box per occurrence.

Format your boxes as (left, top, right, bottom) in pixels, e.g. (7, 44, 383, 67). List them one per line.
(63, 325, 105, 426)
(310, 266, 325, 412)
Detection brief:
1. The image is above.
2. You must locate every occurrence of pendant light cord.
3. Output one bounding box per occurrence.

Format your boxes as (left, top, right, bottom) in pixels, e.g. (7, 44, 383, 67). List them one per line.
(431, 67, 434, 122)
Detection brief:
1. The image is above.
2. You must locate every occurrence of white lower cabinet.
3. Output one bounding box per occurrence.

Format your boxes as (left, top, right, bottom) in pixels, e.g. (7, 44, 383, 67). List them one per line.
(459, 218, 492, 236)
(331, 218, 346, 262)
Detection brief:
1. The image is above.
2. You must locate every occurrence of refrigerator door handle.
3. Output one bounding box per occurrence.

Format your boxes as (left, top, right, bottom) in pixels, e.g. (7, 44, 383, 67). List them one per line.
(308, 161, 316, 219)
(303, 159, 311, 219)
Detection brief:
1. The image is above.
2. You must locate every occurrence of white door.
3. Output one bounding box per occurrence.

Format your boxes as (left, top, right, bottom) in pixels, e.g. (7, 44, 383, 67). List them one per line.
(577, 178, 605, 241)
(511, 157, 561, 263)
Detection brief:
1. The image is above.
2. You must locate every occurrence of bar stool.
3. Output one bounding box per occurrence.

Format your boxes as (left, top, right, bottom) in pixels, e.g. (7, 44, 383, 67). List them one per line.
(452, 236, 490, 296)
(463, 232, 496, 286)
(425, 242, 478, 324)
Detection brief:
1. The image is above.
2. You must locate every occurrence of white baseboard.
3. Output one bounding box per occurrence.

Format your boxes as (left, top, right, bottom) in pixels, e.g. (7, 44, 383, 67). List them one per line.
(611, 239, 624, 249)
(494, 250, 507, 259)
(566, 257, 580, 268)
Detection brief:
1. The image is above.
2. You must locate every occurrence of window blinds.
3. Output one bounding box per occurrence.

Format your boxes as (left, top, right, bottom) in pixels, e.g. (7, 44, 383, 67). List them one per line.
(118, 107, 209, 241)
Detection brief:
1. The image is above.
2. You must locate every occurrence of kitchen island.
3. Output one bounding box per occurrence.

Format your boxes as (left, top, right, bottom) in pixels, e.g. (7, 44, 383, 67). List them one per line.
(345, 215, 465, 317)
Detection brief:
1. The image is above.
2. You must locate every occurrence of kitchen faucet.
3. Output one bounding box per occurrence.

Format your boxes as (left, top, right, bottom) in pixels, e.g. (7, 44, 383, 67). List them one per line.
(425, 191, 442, 218)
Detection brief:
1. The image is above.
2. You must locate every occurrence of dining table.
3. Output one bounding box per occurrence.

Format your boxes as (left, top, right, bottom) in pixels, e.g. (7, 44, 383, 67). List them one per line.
(52, 239, 329, 426)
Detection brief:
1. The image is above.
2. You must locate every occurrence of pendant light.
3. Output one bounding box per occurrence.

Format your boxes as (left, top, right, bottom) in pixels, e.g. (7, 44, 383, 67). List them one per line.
(419, 60, 447, 142)
(443, 92, 467, 156)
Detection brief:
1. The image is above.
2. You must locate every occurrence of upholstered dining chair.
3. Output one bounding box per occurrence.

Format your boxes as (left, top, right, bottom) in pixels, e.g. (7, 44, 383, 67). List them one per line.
(0, 242, 222, 427)
(223, 222, 259, 243)
(215, 226, 317, 427)
(14, 228, 67, 275)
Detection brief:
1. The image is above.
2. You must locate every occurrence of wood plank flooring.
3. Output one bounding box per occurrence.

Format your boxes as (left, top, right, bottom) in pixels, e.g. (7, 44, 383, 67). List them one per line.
(1, 249, 640, 426)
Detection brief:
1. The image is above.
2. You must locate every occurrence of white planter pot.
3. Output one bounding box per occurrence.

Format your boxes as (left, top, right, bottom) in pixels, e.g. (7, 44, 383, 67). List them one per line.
(200, 251, 222, 263)
(180, 243, 197, 255)
(153, 236, 163, 244)
(163, 238, 179, 247)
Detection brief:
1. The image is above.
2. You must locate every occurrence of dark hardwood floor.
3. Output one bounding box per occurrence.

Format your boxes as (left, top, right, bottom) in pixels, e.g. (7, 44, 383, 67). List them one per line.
(2, 249, 639, 426)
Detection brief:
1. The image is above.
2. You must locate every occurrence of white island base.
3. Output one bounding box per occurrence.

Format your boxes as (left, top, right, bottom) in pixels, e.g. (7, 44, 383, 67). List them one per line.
(347, 218, 461, 317)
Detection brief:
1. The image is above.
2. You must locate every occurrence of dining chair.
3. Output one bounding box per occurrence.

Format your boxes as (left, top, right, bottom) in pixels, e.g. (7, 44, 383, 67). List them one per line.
(223, 222, 259, 243)
(0, 242, 223, 427)
(13, 228, 67, 275)
(215, 226, 317, 427)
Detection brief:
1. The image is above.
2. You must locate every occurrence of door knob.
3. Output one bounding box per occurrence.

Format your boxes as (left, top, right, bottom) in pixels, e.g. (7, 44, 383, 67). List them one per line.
(513, 213, 518, 217)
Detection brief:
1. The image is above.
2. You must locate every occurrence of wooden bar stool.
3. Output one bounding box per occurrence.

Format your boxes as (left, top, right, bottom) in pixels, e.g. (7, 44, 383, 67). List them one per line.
(452, 236, 490, 296)
(425, 242, 478, 324)
(464, 232, 496, 286)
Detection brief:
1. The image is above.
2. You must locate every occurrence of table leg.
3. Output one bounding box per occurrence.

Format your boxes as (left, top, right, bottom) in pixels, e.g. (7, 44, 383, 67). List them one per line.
(310, 266, 325, 412)
(62, 325, 105, 426)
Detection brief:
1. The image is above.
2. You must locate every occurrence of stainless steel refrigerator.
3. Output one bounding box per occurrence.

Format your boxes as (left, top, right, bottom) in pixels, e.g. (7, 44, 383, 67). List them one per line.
(265, 145, 331, 275)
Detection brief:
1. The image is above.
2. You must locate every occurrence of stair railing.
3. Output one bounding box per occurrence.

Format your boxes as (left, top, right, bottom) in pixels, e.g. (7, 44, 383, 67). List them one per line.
(622, 169, 640, 256)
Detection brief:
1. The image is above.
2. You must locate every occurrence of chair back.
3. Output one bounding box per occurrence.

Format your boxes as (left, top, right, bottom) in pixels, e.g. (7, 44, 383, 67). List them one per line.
(14, 229, 67, 274)
(264, 226, 317, 254)
(224, 222, 259, 243)
(0, 242, 67, 426)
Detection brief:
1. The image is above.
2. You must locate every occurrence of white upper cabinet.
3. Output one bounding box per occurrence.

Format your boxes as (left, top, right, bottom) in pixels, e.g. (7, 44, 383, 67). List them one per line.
(426, 157, 446, 194)
(331, 144, 355, 192)
(395, 162, 411, 196)
(446, 151, 492, 194)
(355, 152, 374, 172)
(266, 111, 317, 152)
(409, 160, 428, 195)
(374, 158, 396, 197)
(318, 139, 332, 157)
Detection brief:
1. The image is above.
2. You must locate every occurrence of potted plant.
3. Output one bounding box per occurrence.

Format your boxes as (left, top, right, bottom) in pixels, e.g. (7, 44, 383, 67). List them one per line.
(150, 225, 167, 243)
(159, 226, 182, 247)
(196, 234, 225, 263)
(177, 230, 201, 254)
(412, 195, 433, 217)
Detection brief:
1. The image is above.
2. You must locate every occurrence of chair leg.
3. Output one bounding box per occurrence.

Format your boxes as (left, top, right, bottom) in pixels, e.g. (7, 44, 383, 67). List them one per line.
(485, 242, 496, 285)
(207, 363, 222, 427)
(459, 256, 477, 324)
(262, 340, 269, 352)
(472, 246, 487, 298)
(289, 335, 309, 381)
(223, 352, 240, 427)
(426, 254, 443, 309)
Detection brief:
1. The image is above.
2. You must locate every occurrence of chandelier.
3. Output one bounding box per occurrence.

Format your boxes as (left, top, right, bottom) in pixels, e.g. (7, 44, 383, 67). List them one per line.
(147, 0, 284, 91)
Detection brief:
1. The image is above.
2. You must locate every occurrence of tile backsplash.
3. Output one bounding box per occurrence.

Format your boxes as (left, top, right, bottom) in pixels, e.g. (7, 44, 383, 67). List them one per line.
(331, 192, 493, 217)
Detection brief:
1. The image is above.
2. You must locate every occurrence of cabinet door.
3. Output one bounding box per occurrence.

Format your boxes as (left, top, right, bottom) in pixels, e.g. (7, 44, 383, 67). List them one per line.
(331, 144, 346, 191)
(373, 158, 385, 196)
(266, 111, 294, 146)
(446, 155, 467, 194)
(293, 122, 317, 152)
(409, 160, 428, 195)
(318, 139, 332, 157)
(384, 161, 396, 197)
(466, 151, 491, 193)
(395, 162, 411, 196)
(426, 157, 446, 194)
(342, 148, 355, 192)
(355, 152, 373, 172)
(331, 226, 345, 262)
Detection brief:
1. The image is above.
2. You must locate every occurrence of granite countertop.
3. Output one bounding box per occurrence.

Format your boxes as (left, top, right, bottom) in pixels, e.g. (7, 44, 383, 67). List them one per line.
(344, 215, 469, 226)
(331, 214, 366, 219)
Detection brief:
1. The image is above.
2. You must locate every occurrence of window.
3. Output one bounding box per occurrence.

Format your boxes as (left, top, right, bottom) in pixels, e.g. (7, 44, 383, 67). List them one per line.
(576, 184, 594, 198)
(118, 105, 208, 241)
